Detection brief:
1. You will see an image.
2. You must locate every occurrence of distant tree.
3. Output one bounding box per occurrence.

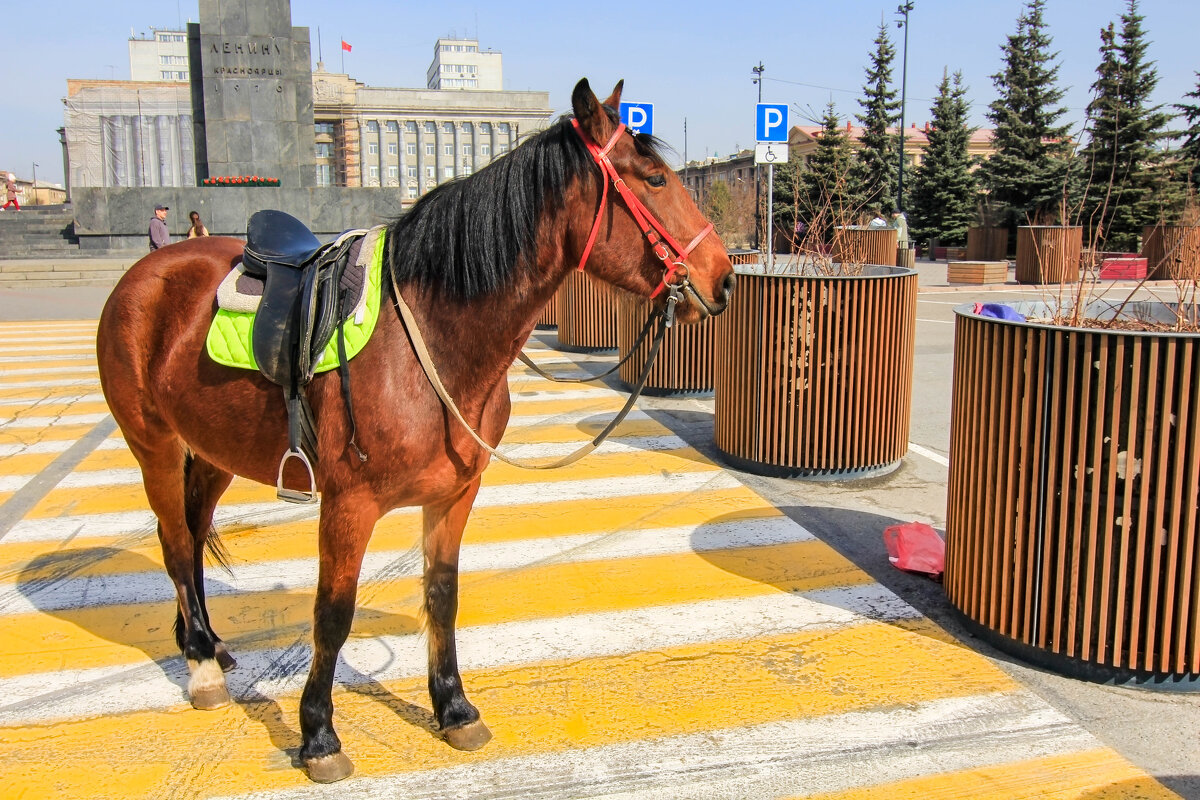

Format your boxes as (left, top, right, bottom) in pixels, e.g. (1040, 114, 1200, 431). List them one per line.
(909, 70, 979, 246)
(797, 102, 859, 242)
(1080, 0, 1181, 250)
(853, 21, 900, 214)
(704, 179, 735, 241)
(772, 150, 805, 249)
(704, 178, 756, 249)
(1176, 72, 1200, 191)
(978, 0, 1075, 226)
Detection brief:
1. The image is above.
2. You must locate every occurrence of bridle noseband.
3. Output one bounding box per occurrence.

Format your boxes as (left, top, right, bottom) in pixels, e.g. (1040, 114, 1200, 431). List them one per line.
(571, 119, 714, 299)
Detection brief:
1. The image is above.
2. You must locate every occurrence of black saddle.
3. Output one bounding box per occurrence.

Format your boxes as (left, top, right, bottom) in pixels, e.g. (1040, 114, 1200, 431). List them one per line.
(241, 210, 368, 502)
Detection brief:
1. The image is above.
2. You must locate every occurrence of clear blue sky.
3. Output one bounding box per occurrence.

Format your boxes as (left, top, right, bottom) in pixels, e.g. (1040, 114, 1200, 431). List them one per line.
(3, 0, 1198, 185)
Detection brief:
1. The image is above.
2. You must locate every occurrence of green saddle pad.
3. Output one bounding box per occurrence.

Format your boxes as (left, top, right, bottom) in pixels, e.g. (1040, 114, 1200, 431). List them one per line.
(205, 226, 386, 373)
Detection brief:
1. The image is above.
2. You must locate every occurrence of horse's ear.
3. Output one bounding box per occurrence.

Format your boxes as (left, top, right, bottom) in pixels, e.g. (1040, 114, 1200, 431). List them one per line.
(572, 78, 614, 143)
(602, 80, 624, 110)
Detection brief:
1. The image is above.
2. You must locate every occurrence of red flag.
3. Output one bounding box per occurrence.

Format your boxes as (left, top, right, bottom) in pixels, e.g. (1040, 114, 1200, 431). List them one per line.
(341, 40, 352, 52)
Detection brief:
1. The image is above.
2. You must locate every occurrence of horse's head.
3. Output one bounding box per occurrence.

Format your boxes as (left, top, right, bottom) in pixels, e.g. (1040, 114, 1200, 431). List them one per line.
(569, 79, 735, 323)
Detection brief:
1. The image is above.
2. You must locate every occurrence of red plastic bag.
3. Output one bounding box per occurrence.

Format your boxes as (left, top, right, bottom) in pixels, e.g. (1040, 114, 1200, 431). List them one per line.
(883, 522, 945, 580)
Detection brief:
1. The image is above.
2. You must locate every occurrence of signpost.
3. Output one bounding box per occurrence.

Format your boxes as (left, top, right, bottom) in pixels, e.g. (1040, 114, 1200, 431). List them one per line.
(755, 104, 788, 269)
(619, 102, 654, 135)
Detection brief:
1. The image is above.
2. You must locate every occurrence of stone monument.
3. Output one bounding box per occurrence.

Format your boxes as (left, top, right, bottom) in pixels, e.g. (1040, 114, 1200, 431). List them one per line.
(187, 0, 316, 187)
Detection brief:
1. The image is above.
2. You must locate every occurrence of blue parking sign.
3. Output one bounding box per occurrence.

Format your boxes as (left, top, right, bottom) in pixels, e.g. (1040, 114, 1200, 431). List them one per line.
(620, 102, 653, 135)
(756, 103, 788, 142)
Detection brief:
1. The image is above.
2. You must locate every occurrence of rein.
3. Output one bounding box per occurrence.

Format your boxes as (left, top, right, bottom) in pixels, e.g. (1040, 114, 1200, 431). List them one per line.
(390, 268, 680, 469)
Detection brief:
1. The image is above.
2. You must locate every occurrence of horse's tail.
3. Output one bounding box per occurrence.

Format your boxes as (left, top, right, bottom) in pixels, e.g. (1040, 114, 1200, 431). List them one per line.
(183, 451, 234, 573)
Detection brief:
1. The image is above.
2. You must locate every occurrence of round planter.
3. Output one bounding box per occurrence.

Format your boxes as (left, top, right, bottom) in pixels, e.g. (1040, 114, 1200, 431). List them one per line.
(1016, 226, 1082, 284)
(1143, 225, 1200, 280)
(833, 227, 897, 266)
(947, 302, 1200, 689)
(535, 285, 562, 330)
(966, 226, 1008, 262)
(616, 293, 715, 395)
(713, 264, 917, 478)
(555, 271, 617, 352)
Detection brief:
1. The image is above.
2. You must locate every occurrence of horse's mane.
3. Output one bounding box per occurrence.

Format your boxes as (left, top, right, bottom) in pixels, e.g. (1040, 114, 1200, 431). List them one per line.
(384, 110, 669, 301)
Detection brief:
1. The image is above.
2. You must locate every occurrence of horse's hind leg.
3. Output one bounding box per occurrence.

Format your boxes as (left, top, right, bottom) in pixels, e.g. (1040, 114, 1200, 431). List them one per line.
(132, 437, 232, 709)
(423, 479, 491, 751)
(180, 453, 236, 672)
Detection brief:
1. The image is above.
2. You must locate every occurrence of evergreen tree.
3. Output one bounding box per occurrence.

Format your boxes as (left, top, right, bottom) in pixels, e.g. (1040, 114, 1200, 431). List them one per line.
(797, 102, 858, 242)
(1081, 0, 1180, 249)
(909, 70, 979, 246)
(1176, 72, 1200, 189)
(853, 21, 900, 214)
(978, 0, 1075, 226)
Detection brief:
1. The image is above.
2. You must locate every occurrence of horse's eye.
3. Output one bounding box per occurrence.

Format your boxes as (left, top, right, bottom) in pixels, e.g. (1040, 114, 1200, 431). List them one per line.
(646, 174, 667, 188)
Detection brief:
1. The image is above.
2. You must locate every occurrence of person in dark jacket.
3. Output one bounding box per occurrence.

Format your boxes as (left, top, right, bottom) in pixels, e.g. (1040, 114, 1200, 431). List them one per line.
(149, 204, 170, 251)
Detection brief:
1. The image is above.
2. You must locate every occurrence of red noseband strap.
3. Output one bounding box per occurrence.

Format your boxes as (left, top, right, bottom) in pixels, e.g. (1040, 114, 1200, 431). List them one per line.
(571, 119, 714, 298)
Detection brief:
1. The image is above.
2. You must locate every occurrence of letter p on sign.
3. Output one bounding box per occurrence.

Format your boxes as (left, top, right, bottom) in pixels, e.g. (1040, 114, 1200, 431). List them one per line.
(756, 103, 788, 143)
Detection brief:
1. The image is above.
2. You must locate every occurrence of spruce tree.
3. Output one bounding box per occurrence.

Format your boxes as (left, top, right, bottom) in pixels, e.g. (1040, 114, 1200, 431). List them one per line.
(978, 0, 1074, 226)
(1081, 0, 1180, 250)
(909, 70, 979, 246)
(1176, 72, 1200, 189)
(853, 21, 900, 215)
(798, 103, 858, 242)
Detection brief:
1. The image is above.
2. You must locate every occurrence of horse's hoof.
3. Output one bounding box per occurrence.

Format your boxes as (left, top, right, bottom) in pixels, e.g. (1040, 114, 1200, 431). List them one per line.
(190, 684, 231, 710)
(215, 643, 237, 672)
(442, 719, 492, 751)
(305, 752, 354, 783)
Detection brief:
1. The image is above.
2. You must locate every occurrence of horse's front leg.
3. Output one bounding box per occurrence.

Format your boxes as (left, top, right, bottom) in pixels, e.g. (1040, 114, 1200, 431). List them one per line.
(298, 492, 378, 783)
(424, 479, 492, 750)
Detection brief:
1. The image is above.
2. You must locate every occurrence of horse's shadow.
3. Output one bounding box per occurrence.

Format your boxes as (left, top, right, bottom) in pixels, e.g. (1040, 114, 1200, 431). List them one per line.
(13, 546, 437, 763)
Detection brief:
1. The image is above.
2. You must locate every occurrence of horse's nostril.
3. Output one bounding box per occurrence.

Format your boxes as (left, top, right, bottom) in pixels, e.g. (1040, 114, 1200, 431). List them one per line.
(722, 271, 737, 297)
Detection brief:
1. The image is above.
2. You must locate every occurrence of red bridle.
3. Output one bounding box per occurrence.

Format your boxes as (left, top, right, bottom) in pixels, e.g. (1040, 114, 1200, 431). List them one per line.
(571, 119, 714, 298)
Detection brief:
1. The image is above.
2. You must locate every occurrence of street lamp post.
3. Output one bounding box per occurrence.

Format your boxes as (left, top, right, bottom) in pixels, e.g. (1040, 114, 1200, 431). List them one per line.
(752, 61, 764, 253)
(895, 2, 913, 212)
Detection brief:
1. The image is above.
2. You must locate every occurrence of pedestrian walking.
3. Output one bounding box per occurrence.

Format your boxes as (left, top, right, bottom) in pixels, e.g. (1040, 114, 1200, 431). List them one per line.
(149, 204, 170, 251)
(3, 173, 20, 211)
(187, 210, 209, 238)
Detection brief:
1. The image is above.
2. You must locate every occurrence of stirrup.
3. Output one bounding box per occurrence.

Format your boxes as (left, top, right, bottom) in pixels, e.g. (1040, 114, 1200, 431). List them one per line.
(277, 448, 319, 504)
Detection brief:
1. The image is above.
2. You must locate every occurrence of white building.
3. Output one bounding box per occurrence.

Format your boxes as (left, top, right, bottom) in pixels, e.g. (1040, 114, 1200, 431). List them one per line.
(128, 29, 190, 82)
(425, 38, 503, 91)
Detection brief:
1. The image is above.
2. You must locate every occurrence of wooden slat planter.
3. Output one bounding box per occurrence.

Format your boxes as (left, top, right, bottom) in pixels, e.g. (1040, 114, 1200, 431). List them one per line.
(948, 260, 1009, 285)
(1016, 226, 1082, 284)
(555, 271, 617, 351)
(966, 226, 1008, 262)
(1143, 225, 1200, 280)
(896, 247, 916, 269)
(535, 287, 561, 329)
(728, 250, 761, 266)
(833, 227, 897, 267)
(713, 265, 918, 478)
(947, 303, 1200, 688)
(616, 294, 715, 394)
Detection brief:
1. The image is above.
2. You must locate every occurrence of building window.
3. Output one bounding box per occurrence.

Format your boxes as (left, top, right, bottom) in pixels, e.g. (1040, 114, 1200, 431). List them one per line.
(442, 122, 454, 133)
(497, 143, 508, 154)
(498, 123, 509, 134)
(462, 164, 473, 176)
(387, 143, 397, 155)
(369, 166, 379, 179)
(408, 185, 418, 199)
(316, 164, 332, 186)
(315, 142, 332, 158)
(461, 122, 472, 132)
(425, 166, 435, 178)
(462, 144, 471, 156)
(366, 120, 379, 133)
(407, 166, 417, 178)
(443, 166, 454, 179)
(405, 121, 417, 133)
(425, 143, 435, 156)
(424, 122, 436, 133)
(407, 143, 416, 156)
(481, 144, 491, 156)
(480, 122, 491, 134)
(368, 142, 378, 155)
(386, 121, 399, 133)
(388, 165, 398, 179)
(444, 144, 453, 156)
(315, 122, 335, 136)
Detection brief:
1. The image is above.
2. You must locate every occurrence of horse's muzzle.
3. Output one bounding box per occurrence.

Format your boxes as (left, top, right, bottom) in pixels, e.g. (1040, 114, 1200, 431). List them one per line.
(685, 270, 736, 318)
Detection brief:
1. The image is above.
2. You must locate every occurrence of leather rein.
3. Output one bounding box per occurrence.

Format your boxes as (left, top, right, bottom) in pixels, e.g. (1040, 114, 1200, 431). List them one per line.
(389, 117, 713, 470)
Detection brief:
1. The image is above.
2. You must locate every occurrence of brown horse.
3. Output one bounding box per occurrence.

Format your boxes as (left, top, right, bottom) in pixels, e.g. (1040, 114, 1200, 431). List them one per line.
(96, 79, 734, 783)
